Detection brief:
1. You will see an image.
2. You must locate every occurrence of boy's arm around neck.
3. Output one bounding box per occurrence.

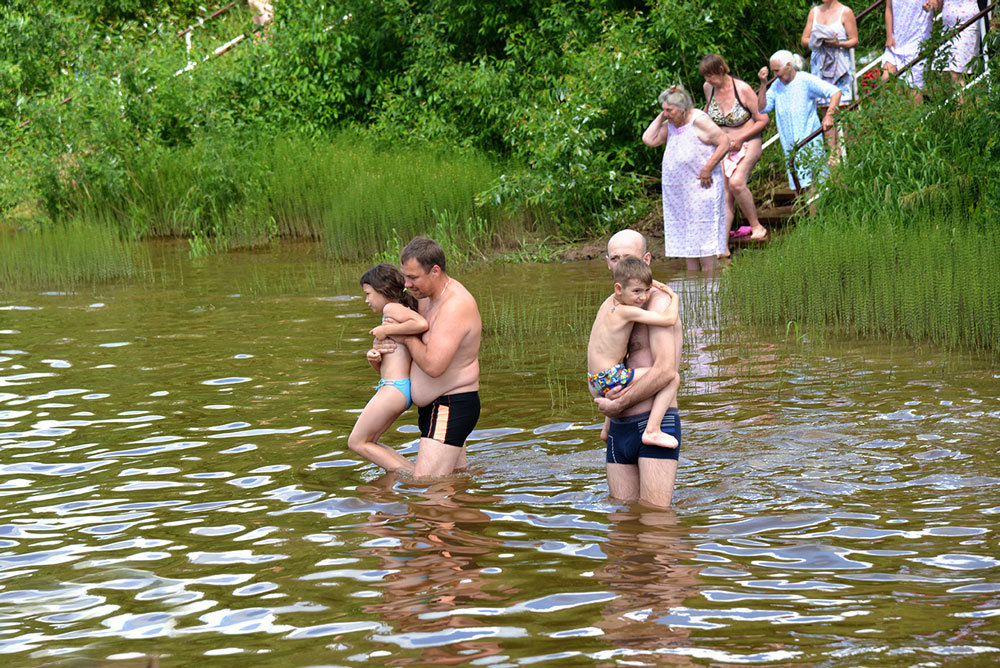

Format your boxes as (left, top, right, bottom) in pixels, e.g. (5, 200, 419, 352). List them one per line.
(618, 285, 679, 328)
(595, 289, 680, 417)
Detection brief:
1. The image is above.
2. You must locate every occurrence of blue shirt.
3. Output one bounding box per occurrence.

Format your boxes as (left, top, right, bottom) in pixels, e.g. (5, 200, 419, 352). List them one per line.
(763, 71, 842, 188)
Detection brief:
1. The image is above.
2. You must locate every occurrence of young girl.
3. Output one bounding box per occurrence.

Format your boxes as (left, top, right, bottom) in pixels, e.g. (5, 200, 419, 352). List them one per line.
(347, 264, 427, 472)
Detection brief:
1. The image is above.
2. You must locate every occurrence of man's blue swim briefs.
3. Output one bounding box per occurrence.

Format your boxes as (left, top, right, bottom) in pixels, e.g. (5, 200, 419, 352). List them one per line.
(606, 407, 681, 464)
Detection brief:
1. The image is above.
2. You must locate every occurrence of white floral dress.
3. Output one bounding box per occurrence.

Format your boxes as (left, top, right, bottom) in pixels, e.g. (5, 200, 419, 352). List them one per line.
(941, 0, 980, 74)
(661, 112, 726, 259)
(881, 0, 934, 89)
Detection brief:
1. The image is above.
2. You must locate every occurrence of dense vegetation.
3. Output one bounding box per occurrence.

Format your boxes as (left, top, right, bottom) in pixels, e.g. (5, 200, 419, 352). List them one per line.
(720, 62, 1000, 355)
(2, 0, 812, 244)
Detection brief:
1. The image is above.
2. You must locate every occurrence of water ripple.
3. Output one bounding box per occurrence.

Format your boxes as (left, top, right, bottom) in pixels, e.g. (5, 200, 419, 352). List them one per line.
(0, 260, 997, 666)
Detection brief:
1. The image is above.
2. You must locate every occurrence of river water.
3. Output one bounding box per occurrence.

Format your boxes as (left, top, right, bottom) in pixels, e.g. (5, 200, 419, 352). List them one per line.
(1, 243, 998, 666)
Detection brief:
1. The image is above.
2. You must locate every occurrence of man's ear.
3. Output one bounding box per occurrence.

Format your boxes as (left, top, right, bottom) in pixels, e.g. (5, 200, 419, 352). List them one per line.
(430, 265, 442, 278)
(643, 252, 652, 265)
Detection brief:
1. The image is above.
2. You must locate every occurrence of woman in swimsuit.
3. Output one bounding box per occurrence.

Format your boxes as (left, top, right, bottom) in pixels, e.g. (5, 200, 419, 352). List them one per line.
(348, 263, 428, 472)
(699, 54, 770, 244)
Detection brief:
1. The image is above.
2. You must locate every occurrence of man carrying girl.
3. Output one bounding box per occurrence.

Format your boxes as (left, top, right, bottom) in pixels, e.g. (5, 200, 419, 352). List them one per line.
(351, 237, 483, 478)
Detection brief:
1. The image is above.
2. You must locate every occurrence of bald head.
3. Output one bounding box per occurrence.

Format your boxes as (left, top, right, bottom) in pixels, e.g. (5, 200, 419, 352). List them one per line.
(606, 229, 650, 273)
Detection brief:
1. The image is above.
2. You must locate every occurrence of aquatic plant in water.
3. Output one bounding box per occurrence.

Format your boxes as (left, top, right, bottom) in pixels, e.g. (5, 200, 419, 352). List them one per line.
(0, 223, 146, 290)
(720, 217, 1000, 355)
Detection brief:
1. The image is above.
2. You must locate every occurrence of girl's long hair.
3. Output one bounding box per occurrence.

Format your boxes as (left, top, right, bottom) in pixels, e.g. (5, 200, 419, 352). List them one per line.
(360, 264, 418, 311)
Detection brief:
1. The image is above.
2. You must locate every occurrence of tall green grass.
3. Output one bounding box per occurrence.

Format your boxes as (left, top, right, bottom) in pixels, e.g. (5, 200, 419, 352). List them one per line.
(268, 136, 501, 258)
(0, 223, 147, 290)
(479, 281, 598, 410)
(59, 132, 527, 259)
(720, 216, 1000, 354)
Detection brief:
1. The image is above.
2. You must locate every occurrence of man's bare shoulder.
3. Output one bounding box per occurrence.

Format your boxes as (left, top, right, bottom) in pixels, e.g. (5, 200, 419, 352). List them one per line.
(644, 287, 672, 312)
(440, 280, 482, 326)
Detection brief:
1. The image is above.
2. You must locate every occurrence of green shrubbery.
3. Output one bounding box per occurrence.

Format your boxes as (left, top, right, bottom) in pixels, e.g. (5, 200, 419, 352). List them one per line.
(720, 64, 1000, 354)
(2, 0, 812, 239)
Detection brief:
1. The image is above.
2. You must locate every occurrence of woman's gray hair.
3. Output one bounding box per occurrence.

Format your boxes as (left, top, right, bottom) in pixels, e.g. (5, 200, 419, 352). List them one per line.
(769, 49, 807, 71)
(656, 85, 693, 111)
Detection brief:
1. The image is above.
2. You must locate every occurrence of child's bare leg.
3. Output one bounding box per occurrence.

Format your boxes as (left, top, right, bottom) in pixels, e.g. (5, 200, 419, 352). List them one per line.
(348, 386, 415, 472)
(600, 416, 610, 442)
(616, 367, 677, 447)
(641, 371, 679, 448)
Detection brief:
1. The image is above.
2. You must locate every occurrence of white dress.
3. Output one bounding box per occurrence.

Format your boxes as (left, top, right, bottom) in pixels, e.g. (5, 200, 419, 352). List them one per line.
(881, 0, 933, 89)
(661, 112, 726, 259)
(941, 0, 980, 74)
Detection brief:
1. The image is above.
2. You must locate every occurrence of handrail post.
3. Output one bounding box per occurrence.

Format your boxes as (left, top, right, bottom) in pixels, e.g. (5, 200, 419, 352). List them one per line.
(789, 151, 802, 196)
(850, 47, 858, 101)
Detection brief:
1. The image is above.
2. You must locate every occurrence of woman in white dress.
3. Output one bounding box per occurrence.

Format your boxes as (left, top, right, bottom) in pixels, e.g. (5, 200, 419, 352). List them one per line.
(642, 86, 729, 272)
(939, 0, 981, 87)
(881, 0, 937, 101)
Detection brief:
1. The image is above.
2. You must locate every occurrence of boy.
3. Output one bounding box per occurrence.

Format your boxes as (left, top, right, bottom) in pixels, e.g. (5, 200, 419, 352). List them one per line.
(587, 256, 680, 448)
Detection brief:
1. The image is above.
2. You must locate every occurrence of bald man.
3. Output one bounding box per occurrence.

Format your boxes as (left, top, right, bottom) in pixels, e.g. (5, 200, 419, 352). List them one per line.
(595, 230, 683, 508)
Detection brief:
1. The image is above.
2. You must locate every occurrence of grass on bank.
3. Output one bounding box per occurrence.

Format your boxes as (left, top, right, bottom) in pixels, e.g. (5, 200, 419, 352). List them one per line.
(720, 70, 1000, 356)
(720, 216, 1000, 355)
(0, 223, 147, 291)
(54, 132, 545, 261)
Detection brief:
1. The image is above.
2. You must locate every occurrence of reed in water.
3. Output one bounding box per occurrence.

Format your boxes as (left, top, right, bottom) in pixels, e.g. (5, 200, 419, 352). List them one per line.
(0, 223, 146, 290)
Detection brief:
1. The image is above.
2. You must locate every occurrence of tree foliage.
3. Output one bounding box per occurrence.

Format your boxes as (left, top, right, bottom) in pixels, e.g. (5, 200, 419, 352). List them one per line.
(2, 0, 861, 233)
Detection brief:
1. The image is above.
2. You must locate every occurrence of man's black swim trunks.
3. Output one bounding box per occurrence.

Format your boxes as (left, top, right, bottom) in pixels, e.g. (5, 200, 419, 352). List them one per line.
(418, 391, 481, 447)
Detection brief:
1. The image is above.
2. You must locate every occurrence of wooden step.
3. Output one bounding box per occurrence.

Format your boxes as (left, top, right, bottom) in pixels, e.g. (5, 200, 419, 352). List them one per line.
(770, 187, 797, 205)
(756, 204, 797, 226)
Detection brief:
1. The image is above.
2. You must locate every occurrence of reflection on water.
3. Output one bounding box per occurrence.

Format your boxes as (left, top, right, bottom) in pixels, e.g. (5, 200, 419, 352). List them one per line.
(0, 243, 998, 666)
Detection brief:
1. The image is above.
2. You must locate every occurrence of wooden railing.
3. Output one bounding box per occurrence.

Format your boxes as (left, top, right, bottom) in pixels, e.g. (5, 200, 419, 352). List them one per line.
(855, 0, 887, 23)
(176, 1, 238, 39)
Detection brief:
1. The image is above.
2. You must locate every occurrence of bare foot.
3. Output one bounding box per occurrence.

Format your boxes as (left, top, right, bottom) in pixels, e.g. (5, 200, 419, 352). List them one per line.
(642, 429, 678, 448)
(750, 226, 767, 240)
(600, 424, 609, 442)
